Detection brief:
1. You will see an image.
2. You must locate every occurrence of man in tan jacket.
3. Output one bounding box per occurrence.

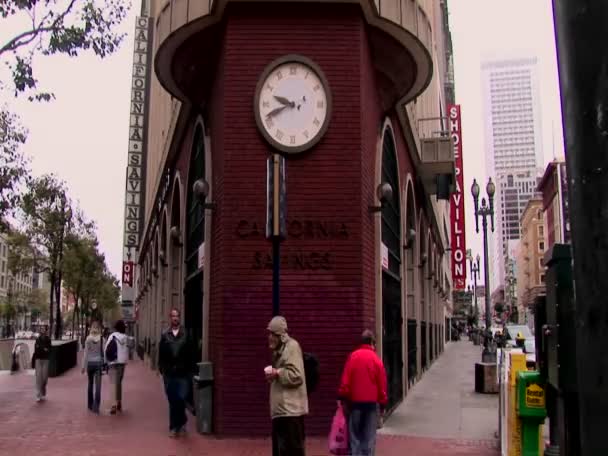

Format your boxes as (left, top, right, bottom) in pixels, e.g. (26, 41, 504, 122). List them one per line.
(265, 316, 308, 456)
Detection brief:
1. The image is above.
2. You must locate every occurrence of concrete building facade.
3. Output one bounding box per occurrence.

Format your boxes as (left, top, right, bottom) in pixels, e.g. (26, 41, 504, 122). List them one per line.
(492, 170, 539, 294)
(537, 159, 570, 250)
(480, 57, 544, 294)
(516, 196, 546, 323)
(0, 232, 34, 300)
(123, 0, 458, 436)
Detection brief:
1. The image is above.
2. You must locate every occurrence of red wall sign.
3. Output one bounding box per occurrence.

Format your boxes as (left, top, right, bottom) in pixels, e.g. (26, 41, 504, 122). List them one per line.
(122, 261, 134, 287)
(449, 105, 466, 290)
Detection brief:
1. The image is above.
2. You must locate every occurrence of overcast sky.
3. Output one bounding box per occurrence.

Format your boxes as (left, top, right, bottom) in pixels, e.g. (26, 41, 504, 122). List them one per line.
(1, 0, 563, 288)
(450, 0, 563, 286)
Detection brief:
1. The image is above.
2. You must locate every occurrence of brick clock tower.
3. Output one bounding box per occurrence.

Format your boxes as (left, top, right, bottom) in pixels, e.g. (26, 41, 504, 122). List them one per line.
(137, 0, 452, 437)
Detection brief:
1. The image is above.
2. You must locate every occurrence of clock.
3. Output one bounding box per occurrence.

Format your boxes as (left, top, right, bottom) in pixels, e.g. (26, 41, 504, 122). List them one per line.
(254, 55, 332, 154)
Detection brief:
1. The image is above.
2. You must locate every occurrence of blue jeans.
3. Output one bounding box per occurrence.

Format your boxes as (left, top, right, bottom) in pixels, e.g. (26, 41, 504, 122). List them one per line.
(163, 375, 189, 431)
(87, 362, 102, 413)
(348, 403, 378, 456)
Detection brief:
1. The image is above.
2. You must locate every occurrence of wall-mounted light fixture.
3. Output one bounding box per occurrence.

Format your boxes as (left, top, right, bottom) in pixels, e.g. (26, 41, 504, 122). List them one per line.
(403, 228, 416, 250)
(369, 182, 393, 213)
(419, 253, 428, 267)
(170, 225, 182, 246)
(193, 178, 216, 210)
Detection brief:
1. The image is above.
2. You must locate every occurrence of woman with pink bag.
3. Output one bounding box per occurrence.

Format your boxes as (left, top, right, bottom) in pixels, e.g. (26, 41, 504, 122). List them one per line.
(334, 330, 388, 456)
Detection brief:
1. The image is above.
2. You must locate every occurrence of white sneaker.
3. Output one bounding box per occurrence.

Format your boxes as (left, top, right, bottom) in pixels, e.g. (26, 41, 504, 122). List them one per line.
(36, 397, 42, 402)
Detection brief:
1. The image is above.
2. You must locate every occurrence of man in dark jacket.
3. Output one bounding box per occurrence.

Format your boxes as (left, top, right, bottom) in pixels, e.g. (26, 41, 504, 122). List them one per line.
(158, 308, 194, 438)
(33, 325, 52, 402)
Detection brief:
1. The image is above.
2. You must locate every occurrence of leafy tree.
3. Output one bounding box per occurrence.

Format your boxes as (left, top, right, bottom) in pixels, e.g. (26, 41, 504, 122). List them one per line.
(63, 232, 104, 338)
(0, 300, 16, 338)
(4, 230, 32, 331)
(0, 0, 131, 101)
(13, 174, 90, 339)
(96, 269, 121, 322)
(25, 287, 49, 324)
(0, 109, 28, 229)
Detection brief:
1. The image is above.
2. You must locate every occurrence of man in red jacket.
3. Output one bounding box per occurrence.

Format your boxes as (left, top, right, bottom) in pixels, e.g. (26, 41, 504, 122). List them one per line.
(338, 330, 387, 456)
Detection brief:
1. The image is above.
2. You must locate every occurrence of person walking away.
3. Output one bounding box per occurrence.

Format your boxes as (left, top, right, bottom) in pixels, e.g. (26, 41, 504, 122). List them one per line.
(105, 320, 133, 414)
(265, 316, 308, 456)
(81, 321, 104, 414)
(32, 325, 52, 402)
(158, 308, 194, 438)
(338, 330, 387, 456)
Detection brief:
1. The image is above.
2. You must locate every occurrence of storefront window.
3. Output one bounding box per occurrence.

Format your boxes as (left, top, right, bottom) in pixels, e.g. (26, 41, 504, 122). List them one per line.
(381, 124, 403, 410)
(185, 125, 206, 278)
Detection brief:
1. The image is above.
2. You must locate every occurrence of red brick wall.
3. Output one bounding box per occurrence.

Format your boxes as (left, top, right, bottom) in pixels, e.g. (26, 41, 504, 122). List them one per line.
(205, 4, 368, 436)
(360, 24, 383, 331)
(208, 36, 229, 433)
(178, 3, 424, 436)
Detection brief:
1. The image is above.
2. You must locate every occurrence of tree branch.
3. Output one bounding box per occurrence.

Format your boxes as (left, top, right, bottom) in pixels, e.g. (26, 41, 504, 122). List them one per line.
(0, 0, 78, 57)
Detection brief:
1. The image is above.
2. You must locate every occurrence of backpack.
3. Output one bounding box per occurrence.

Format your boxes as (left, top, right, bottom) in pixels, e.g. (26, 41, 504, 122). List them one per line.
(303, 352, 319, 393)
(105, 336, 118, 363)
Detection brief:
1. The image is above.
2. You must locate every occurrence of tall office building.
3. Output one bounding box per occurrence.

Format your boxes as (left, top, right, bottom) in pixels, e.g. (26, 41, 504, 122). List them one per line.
(481, 57, 543, 294)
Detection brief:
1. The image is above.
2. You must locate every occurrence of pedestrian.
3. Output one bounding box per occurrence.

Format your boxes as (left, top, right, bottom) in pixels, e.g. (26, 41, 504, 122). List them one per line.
(32, 325, 52, 402)
(338, 330, 387, 456)
(81, 321, 104, 414)
(158, 308, 194, 438)
(265, 316, 308, 456)
(104, 320, 133, 415)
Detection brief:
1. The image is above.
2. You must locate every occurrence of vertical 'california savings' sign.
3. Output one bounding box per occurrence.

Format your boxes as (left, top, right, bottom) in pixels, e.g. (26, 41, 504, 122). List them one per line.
(449, 105, 466, 290)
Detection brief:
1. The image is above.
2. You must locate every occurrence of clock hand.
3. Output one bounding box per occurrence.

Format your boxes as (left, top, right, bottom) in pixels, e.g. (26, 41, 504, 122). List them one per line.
(274, 95, 295, 108)
(266, 105, 287, 119)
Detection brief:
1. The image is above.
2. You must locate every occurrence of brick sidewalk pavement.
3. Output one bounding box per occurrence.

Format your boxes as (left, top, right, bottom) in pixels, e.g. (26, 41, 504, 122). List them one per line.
(0, 361, 498, 456)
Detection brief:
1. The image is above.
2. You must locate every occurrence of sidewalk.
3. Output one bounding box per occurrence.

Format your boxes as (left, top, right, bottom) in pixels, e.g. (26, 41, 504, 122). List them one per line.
(0, 349, 498, 456)
(381, 338, 499, 442)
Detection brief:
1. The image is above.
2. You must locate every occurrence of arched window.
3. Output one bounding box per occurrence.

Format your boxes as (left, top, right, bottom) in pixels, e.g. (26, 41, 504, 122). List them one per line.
(184, 123, 206, 365)
(185, 125, 206, 278)
(418, 222, 428, 372)
(405, 182, 417, 386)
(380, 125, 403, 410)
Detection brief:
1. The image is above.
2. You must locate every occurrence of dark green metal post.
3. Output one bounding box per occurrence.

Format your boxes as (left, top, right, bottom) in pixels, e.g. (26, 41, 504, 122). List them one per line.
(552, 2, 608, 453)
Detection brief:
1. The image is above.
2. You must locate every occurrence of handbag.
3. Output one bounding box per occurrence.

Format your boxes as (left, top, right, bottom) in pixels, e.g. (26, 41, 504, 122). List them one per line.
(328, 403, 349, 455)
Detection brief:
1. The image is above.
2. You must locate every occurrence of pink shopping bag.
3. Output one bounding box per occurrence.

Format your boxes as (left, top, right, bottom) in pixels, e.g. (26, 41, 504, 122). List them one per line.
(328, 404, 349, 455)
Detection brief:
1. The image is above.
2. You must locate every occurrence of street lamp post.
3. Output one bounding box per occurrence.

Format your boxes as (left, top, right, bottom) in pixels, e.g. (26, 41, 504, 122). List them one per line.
(471, 177, 496, 363)
(469, 253, 480, 323)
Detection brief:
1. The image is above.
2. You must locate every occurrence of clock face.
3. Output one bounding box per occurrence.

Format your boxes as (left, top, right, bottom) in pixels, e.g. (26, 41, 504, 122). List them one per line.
(254, 56, 331, 154)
